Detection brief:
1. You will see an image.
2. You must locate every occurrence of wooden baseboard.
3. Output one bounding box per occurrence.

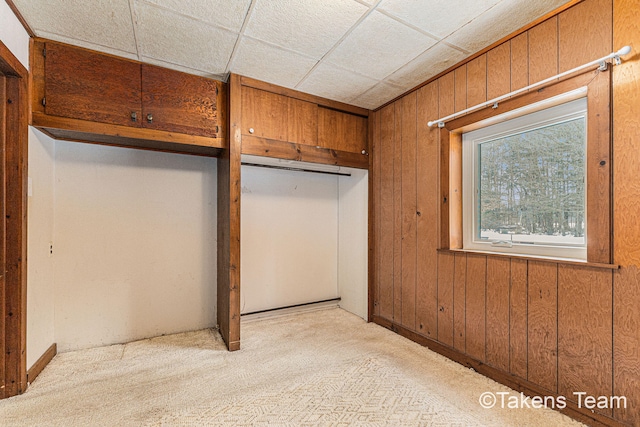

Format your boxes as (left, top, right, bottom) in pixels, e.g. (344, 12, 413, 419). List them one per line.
(372, 316, 630, 427)
(26, 343, 57, 384)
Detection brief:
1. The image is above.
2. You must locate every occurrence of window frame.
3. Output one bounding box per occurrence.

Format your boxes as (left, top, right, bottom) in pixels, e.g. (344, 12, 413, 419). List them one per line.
(439, 70, 611, 264)
(462, 96, 588, 261)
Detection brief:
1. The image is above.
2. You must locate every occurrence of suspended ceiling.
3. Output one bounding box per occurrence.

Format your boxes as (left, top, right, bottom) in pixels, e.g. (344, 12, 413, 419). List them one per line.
(12, 0, 572, 109)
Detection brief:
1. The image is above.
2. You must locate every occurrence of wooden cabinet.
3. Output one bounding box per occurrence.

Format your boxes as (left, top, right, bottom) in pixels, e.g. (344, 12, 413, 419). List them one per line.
(141, 64, 221, 138)
(241, 86, 288, 141)
(318, 107, 367, 154)
(31, 39, 226, 156)
(287, 98, 317, 146)
(240, 80, 368, 164)
(241, 87, 319, 146)
(44, 42, 141, 127)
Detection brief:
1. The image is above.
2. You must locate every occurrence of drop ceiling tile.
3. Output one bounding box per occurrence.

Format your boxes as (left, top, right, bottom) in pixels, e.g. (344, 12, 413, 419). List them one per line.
(139, 0, 252, 32)
(245, 0, 369, 59)
(135, 2, 237, 75)
(140, 56, 227, 81)
(378, 0, 501, 39)
(297, 63, 378, 104)
(231, 37, 318, 89)
(12, 0, 137, 53)
(326, 11, 437, 80)
(351, 81, 407, 109)
(33, 30, 140, 61)
(386, 42, 467, 89)
(445, 0, 571, 53)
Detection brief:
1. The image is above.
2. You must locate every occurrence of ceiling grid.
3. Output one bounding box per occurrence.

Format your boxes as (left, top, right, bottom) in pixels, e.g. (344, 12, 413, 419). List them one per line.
(12, 0, 572, 109)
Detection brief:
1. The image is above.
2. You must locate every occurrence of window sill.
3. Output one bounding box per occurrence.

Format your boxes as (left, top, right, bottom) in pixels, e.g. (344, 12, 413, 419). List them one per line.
(436, 248, 619, 270)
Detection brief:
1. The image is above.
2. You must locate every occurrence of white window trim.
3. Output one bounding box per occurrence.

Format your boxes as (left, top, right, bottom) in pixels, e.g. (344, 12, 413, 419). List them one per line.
(462, 96, 588, 261)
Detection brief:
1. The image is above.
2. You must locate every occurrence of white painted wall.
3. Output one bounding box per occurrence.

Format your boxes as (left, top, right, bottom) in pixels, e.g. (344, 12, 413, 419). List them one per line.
(0, 1, 30, 69)
(338, 169, 368, 319)
(241, 159, 368, 320)
(240, 165, 339, 313)
(27, 129, 56, 369)
(53, 142, 217, 351)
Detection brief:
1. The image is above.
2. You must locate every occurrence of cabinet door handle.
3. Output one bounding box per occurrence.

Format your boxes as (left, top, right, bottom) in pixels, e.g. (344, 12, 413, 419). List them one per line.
(131, 112, 137, 122)
(147, 113, 153, 123)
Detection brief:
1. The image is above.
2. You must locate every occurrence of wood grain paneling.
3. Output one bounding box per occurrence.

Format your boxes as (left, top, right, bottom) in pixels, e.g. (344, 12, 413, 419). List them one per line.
(466, 254, 486, 361)
(218, 74, 242, 351)
(586, 70, 612, 264)
(466, 54, 487, 107)
(393, 101, 403, 323)
(401, 94, 417, 330)
(528, 261, 557, 392)
(371, 111, 381, 318)
(378, 105, 395, 321)
(454, 66, 466, 113)
(559, 0, 612, 72)
(613, 1, 640, 267)
(240, 135, 368, 169)
(528, 16, 558, 83)
(453, 253, 467, 352)
(558, 265, 612, 416)
(438, 72, 455, 118)
(318, 107, 368, 154)
(487, 43, 511, 100)
(437, 252, 455, 346)
(241, 86, 287, 141)
(141, 64, 222, 138)
(45, 42, 141, 127)
(613, 267, 640, 423)
(613, 0, 640, 422)
(511, 33, 529, 90)
(486, 257, 510, 371)
(510, 259, 528, 379)
(415, 82, 439, 338)
(0, 73, 6, 399)
(287, 98, 317, 146)
(2, 63, 28, 396)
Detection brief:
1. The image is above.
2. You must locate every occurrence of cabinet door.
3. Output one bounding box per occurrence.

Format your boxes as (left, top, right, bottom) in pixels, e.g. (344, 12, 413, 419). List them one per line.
(287, 98, 317, 146)
(241, 86, 288, 141)
(44, 42, 142, 127)
(317, 107, 367, 154)
(141, 64, 221, 138)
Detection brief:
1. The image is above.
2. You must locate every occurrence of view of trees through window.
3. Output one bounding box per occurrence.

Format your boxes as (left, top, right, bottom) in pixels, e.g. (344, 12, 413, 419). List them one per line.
(478, 118, 586, 247)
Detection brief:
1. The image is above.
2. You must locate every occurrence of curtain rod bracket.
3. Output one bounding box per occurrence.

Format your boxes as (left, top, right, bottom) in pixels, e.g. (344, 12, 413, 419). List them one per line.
(598, 60, 608, 71)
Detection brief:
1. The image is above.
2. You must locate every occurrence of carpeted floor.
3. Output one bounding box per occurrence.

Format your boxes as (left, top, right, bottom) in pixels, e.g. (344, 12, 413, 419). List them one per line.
(0, 308, 584, 426)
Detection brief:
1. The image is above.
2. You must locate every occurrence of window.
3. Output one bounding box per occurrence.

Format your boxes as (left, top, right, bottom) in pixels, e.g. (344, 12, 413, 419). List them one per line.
(462, 97, 587, 260)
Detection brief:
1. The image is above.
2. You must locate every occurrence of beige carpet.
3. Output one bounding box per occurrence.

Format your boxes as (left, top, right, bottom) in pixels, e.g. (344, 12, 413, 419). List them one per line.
(0, 308, 583, 426)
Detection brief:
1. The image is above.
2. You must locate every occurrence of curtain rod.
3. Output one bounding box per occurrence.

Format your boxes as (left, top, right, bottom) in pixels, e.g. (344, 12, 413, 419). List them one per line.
(241, 162, 352, 177)
(427, 45, 632, 128)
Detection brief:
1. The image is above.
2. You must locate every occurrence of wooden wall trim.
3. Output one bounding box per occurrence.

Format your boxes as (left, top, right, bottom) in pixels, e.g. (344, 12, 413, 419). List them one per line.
(1, 40, 29, 398)
(217, 74, 242, 351)
(26, 343, 56, 384)
(437, 249, 619, 270)
(241, 135, 369, 169)
(239, 75, 369, 117)
(0, 40, 27, 78)
(372, 316, 630, 427)
(374, 0, 585, 111)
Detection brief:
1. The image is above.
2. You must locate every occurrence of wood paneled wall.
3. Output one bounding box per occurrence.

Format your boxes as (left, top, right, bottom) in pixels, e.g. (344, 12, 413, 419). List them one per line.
(371, 0, 640, 425)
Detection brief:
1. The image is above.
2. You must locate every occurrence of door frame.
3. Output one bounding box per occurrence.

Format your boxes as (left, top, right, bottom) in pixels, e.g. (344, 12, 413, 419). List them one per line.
(0, 40, 29, 399)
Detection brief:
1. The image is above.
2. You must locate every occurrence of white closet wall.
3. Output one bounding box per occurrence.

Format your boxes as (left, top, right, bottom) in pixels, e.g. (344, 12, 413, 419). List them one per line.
(53, 142, 218, 351)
